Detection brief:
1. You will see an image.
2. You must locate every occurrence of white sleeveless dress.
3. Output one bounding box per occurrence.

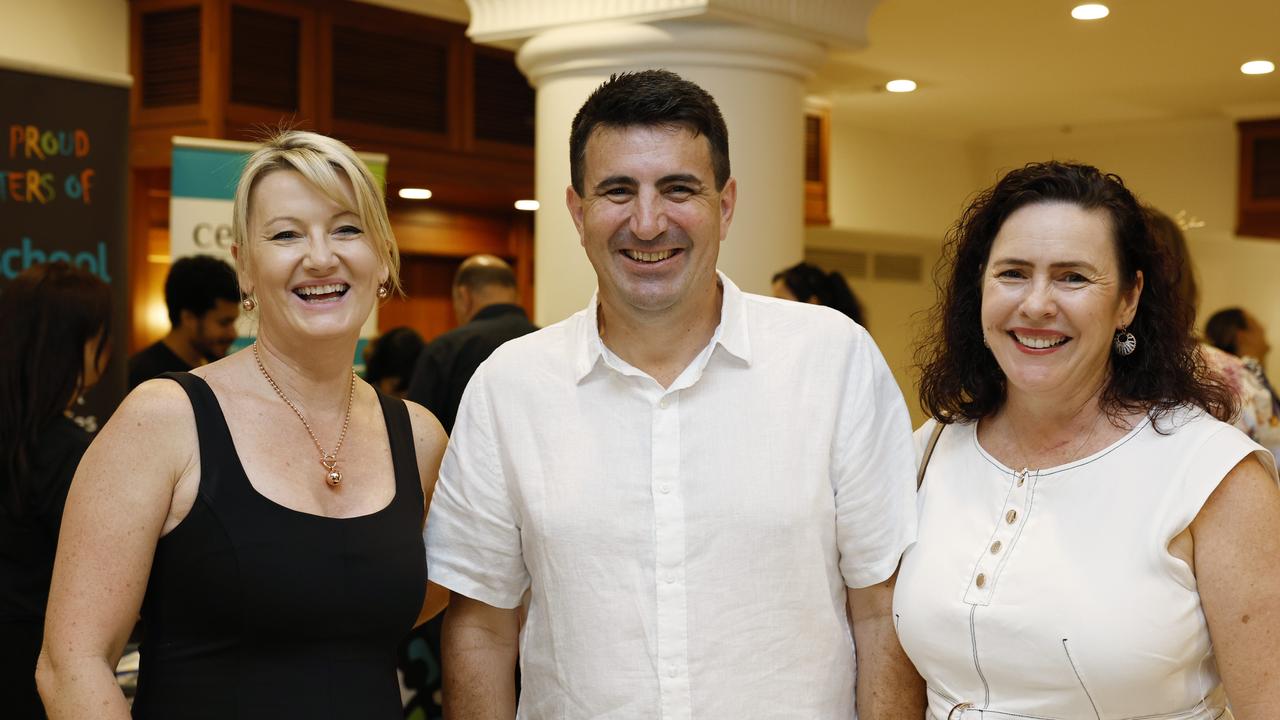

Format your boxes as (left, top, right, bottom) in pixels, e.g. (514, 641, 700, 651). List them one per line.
(894, 406, 1276, 720)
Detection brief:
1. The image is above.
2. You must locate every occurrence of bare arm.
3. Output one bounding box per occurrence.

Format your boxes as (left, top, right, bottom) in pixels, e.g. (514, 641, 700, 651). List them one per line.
(442, 593, 520, 720)
(406, 400, 451, 625)
(848, 570, 925, 718)
(37, 381, 195, 719)
(1192, 454, 1280, 718)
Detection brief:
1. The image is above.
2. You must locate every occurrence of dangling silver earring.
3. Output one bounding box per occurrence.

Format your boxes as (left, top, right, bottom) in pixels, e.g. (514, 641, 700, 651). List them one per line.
(1113, 327, 1136, 356)
(376, 283, 389, 299)
(242, 295, 256, 311)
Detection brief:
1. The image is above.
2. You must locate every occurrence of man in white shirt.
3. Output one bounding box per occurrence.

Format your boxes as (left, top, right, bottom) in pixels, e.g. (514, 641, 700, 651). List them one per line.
(426, 69, 923, 719)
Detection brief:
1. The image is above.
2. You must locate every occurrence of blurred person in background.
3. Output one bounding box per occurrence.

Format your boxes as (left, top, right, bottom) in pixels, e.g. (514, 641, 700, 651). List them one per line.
(127, 254, 240, 389)
(38, 130, 448, 719)
(1206, 306, 1280, 456)
(772, 260, 867, 328)
(1146, 206, 1280, 459)
(0, 262, 111, 719)
(405, 254, 536, 435)
(364, 326, 425, 399)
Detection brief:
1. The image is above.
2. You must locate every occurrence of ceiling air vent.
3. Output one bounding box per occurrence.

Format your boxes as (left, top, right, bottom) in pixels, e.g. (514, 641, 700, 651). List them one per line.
(473, 51, 533, 146)
(230, 6, 300, 111)
(332, 25, 447, 133)
(140, 6, 201, 108)
(873, 252, 923, 282)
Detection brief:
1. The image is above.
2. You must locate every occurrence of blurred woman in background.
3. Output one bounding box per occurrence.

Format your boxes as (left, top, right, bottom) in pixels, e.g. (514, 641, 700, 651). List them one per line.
(771, 261, 867, 328)
(0, 262, 111, 719)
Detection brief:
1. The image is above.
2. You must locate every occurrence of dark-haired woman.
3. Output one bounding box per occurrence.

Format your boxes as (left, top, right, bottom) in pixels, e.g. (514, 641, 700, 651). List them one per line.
(0, 262, 111, 719)
(772, 261, 866, 327)
(895, 161, 1280, 718)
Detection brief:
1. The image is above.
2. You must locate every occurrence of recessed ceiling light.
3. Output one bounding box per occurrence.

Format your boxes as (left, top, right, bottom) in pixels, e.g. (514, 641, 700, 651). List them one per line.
(1071, 4, 1109, 20)
(514, 199, 540, 211)
(885, 79, 917, 93)
(398, 188, 432, 200)
(1241, 60, 1276, 75)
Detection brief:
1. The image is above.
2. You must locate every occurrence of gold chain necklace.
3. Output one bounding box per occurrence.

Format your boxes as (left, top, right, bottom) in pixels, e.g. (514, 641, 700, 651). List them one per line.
(253, 341, 356, 488)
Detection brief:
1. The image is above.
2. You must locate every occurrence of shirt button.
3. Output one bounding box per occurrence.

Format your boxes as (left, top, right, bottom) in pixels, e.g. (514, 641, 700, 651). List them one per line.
(1005, 509, 1018, 524)
(659, 398, 669, 409)
(990, 540, 1002, 554)
(659, 484, 671, 494)
(975, 573, 986, 588)
(665, 573, 676, 584)
(668, 667, 678, 678)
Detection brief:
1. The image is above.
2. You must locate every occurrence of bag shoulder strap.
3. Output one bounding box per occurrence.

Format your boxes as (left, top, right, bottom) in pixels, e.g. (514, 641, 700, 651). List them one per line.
(917, 420, 945, 489)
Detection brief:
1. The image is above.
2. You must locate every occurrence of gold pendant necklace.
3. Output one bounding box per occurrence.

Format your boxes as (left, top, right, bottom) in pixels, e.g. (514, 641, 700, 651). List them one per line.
(253, 341, 356, 488)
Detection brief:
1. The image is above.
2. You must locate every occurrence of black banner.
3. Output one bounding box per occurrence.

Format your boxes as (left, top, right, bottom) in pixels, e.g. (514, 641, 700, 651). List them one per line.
(0, 62, 130, 429)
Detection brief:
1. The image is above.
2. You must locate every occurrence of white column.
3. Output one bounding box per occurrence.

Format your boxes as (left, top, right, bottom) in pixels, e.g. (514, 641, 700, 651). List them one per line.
(516, 21, 824, 325)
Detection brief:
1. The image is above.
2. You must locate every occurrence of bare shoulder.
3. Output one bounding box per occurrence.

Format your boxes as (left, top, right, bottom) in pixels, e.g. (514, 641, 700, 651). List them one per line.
(403, 399, 448, 491)
(73, 377, 197, 510)
(102, 378, 197, 459)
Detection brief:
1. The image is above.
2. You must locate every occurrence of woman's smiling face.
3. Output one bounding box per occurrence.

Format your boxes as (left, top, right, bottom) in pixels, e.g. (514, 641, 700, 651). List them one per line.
(980, 201, 1143, 406)
(241, 169, 385, 343)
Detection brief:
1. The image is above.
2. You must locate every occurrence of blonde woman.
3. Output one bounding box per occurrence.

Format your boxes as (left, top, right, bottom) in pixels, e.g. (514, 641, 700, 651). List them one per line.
(38, 131, 447, 719)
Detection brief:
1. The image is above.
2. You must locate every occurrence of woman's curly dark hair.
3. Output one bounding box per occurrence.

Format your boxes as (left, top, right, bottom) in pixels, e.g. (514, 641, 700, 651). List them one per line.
(916, 161, 1234, 427)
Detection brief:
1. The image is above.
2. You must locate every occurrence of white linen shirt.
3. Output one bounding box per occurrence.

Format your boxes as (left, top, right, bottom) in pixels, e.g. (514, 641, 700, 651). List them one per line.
(425, 273, 918, 720)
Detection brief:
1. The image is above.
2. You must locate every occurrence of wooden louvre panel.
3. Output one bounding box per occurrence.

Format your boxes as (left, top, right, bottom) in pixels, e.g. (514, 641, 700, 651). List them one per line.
(1250, 135, 1280, 200)
(140, 6, 201, 108)
(230, 5, 300, 111)
(331, 25, 448, 133)
(804, 109, 831, 226)
(1237, 119, 1280, 239)
(473, 51, 534, 147)
(804, 115, 823, 183)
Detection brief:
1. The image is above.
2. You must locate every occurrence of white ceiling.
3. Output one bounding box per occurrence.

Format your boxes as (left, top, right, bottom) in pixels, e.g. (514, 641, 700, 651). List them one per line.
(815, 0, 1280, 139)
(360, 0, 1280, 140)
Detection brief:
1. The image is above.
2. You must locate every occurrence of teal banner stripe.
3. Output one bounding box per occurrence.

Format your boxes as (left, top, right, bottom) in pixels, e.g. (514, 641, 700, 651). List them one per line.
(171, 146, 247, 200)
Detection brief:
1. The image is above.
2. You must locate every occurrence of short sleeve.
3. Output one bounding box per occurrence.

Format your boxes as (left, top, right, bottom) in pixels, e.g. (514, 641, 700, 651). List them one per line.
(1167, 418, 1279, 545)
(832, 327, 919, 588)
(424, 368, 530, 608)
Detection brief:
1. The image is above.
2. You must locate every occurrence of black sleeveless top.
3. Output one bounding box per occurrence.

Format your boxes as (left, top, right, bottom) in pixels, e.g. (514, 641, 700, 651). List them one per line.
(132, 373, 426, 719)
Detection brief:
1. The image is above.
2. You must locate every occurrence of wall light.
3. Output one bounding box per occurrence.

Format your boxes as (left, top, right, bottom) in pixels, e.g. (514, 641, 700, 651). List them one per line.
(1071, 4, 1109, 20)
(1241, 60, 1276, 75)
(885, 79, 917, 93)
(398, 188, 432, 200)
(514, 199, 540, 211)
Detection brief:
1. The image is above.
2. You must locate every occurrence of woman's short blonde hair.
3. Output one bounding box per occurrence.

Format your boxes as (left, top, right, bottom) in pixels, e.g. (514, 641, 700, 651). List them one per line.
(232, 130, 401, 296)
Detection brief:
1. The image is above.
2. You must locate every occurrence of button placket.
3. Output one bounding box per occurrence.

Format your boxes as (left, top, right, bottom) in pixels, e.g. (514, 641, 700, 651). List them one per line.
(651, 391, 691, 718)
(964, 467, 1035, 605)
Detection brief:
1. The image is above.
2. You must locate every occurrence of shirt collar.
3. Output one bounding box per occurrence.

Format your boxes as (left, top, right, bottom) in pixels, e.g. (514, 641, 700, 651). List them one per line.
(572, 270, 752, 384)
(470, 303, 527, 323)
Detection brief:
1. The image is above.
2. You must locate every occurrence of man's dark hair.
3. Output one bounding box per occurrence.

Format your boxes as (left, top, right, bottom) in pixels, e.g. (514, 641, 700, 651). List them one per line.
(916, 160, 1234, 427)
(454, 261, 516, 292)
(165, 255, 240, 326)
(569, 69, 730, 195)
(1205, 308, 1248, 356)
(0, 262, 111, 515)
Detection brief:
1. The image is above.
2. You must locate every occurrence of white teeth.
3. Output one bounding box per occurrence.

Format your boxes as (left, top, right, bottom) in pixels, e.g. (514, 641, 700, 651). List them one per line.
(1014, 333, 1068, 349)
(295, 283, 347, 296)
(624, 249, 675, 262)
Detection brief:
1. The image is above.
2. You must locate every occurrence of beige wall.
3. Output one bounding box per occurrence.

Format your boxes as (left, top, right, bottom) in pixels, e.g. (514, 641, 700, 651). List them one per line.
(818, 116, 979, 425)
(0, 0, 129, 77)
